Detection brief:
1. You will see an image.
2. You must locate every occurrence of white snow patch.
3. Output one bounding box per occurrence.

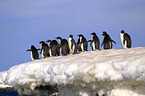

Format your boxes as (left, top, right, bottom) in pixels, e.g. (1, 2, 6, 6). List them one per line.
(0, 47, 145, 96)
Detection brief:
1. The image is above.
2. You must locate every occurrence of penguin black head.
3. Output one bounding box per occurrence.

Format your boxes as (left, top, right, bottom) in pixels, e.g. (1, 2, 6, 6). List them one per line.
(121, 30, 125, 34)
(56, 37, 62, 40)
(91, 32, 96, 36)
(69, 34, 73, 38)
(102, 31, 108, 36)
(31, 45, 39, 50)
(77, 34, 83, 37)
(45, 40, 51, 43)
(39, 41, 45, 44)
(31, 45, 35, 49)
(26, 45, 36, 51)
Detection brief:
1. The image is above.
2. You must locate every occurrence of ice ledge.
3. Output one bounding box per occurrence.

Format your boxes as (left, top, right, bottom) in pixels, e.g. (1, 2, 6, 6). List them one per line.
(0, 47, 145, 96)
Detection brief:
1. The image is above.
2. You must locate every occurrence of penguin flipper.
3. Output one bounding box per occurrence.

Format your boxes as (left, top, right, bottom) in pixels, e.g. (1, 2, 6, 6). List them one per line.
(40, 50, 42, 54)
(101, 42, 104, 47)
(87, 40, 92, 47)
(71, 40, 74, 50)
(37, 49, 40, 50)
(90, 42, 93, 47)
(26, 49, 31, 51)
(111, 40, 116, 44)
(87, 40, 92, 42)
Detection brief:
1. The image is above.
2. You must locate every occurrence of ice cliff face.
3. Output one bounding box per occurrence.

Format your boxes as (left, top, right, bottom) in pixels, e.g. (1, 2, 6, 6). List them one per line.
(0, 47, 145, 96)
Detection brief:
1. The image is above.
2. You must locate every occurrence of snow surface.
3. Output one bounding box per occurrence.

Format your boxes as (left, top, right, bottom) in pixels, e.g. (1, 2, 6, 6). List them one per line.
(0, 47, 145, 96)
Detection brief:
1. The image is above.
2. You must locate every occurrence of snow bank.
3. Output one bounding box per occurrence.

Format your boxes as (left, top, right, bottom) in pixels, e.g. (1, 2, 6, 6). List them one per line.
(0, 47, 145, 96)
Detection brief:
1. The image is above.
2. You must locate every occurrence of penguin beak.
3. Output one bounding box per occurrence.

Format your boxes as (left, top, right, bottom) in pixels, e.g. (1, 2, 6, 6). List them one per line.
(77, 35, 81, 37)
(39, 41, 43, 43)
(45, 40, 50, 43)
(102, 33, 105, 36)
(56, 37, 60, 39)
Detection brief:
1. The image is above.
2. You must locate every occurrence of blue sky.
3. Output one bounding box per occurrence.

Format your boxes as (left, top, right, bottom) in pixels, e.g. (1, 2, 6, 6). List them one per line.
(0, 0, 145, 71)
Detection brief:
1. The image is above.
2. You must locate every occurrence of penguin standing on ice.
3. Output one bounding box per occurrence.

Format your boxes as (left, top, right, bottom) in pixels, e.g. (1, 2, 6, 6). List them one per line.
(88, 32, 100, 51)
(120, 30, 132, 48)
(45, 40, 60, 56)
(56, 37, 70, 56)
(68, 34, 77, 54)
(77, 34, 88, 52)
(26, 45, 40, 60)
(101, 31, 116, 50)
(39, 41, 50, 58)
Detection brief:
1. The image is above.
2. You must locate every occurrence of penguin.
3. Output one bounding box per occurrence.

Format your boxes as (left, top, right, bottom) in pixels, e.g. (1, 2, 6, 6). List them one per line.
(68, 34, 77, 54)
(101, 31, 116, 50)
(56, 37, 70, 56)
(77, 34, 88, 52)
(45, 40, 60, 56)
(88, 32, 100, 51)
(26, 45, 40, 60)
(120, 30, 132, 48)
(39, 41, 50, 58)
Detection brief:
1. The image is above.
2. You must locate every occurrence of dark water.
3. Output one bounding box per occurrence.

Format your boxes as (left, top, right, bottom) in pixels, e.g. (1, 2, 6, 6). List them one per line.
(0, 89, 51, 96)
(0, 89, 19, 96)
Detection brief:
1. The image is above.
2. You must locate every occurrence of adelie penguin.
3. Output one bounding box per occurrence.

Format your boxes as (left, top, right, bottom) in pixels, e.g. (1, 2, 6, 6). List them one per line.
(26, 45, 40, 60)
(45, 40, 60, 56)
(68, 34, 77, 54)
(39, 41, 50, 58)
(101, 31, 116, 50)
(88, 32, 100, 51)
(56, 37, 70, 56)
(77, 34, 88, 52)
(120, 30, 132, 49)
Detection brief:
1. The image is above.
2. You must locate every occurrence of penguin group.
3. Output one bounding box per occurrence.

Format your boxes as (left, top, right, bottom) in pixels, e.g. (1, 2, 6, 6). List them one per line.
(27, 30, 132, 60)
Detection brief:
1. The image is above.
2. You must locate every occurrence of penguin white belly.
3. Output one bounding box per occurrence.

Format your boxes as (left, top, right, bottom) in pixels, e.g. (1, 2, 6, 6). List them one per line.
(41, 50, 44, 58)
(68, 38, 72, 52)
(110, 42, 112, 48)
(124, 40, 127, 49)
(30, 51, 34, 61)
(81, 43, 84, 51)
(49, 48, 52, 57)
(80, 37, 82, 42)
(120, 33, 126, 48)
(72, 44, 75, 53)
(92, 42, 95, 50)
